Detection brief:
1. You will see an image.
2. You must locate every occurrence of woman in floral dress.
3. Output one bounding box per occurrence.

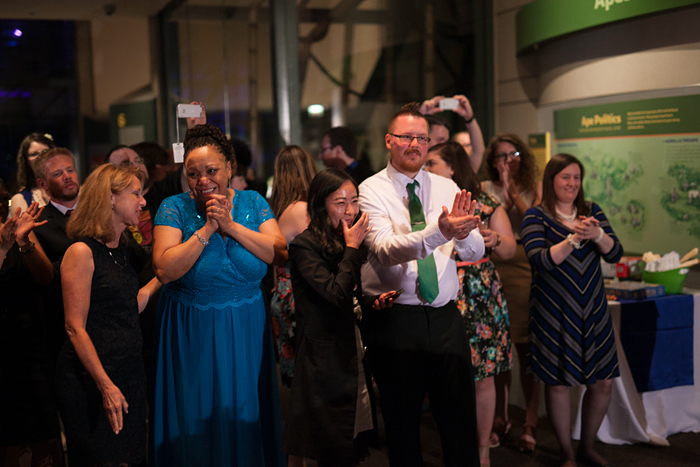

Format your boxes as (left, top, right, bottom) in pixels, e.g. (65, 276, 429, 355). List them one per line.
(425, 142, 516, 466)
(269, 146, 318, 387)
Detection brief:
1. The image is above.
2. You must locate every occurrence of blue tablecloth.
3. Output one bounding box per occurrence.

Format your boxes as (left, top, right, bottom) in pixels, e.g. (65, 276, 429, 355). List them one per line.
(619, 294, 694, 392)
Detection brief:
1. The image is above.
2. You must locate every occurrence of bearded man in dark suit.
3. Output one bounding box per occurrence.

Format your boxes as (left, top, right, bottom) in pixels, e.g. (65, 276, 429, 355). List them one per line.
(32, 148, 80, 361)
(33, 148, 79, 263)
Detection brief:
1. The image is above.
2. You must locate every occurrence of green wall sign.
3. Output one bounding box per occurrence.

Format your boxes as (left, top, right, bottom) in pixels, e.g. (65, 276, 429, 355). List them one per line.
(554, 95, 700, 139)
(552, 94, 700, 256)
(516, 0, 700, 53)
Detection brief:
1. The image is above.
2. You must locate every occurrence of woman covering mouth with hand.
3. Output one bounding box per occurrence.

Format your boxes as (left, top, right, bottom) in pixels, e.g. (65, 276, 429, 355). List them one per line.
(151, 123, 287, 467)
(282, 169, 395, 467)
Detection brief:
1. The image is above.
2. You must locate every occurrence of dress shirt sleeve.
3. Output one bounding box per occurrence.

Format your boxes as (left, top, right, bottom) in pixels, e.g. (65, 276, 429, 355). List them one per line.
(454, 229, 485, 262)
(359, 183, 449, 267)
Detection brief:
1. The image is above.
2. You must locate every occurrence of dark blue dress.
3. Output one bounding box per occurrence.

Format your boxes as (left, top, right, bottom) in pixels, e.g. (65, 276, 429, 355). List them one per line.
(151, 190, 284, 466)
(521, 203, 623, 386)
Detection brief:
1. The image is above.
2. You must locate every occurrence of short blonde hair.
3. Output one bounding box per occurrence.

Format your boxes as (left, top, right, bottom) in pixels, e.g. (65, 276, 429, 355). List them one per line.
(33, 147, 76, 181)
(67, 164, 145, 243)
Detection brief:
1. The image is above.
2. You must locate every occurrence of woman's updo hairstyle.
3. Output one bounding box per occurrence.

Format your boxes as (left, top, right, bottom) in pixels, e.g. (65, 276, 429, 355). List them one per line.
(183, 123, 236, 165)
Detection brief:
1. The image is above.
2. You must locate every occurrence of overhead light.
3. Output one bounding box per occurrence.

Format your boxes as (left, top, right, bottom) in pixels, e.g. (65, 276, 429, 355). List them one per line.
(13, 29, 22, 37)
(307, 104, 325, 117)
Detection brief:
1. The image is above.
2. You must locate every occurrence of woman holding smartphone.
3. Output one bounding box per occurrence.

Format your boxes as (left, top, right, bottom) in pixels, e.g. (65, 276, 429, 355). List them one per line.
(282, 169, 394, 467)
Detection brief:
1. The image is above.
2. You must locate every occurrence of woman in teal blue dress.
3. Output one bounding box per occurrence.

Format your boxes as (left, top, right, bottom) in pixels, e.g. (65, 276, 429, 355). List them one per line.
(151, 124, 287, 466)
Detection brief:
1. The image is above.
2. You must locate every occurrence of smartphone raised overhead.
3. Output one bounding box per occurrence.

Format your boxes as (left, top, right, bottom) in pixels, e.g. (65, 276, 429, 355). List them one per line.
(438, 98, 459, 110)
(177, 103, 203, 119)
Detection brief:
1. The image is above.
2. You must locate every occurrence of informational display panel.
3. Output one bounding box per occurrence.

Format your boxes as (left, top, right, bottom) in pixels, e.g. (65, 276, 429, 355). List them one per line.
(553, 95, 700, 256)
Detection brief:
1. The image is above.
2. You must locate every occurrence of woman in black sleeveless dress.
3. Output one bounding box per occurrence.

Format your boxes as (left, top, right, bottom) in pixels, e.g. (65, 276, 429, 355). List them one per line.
(55, 165, 161, 467)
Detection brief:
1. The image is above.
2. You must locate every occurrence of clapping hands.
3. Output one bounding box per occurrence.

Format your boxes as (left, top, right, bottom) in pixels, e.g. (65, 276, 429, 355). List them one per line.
(15, 202, 47, 245)
(574, 216, 601, 240)
(438, 190, 480, 241)
(0, 216, 16, 254)
(0, 203, 47, 253)
(205, 193, 233, 233)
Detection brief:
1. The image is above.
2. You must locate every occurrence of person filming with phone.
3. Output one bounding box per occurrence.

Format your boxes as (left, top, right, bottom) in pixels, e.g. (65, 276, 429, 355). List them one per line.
(358, 103, 485, 466)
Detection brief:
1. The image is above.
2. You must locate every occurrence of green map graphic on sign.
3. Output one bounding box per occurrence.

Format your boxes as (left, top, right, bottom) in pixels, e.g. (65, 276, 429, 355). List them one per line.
(554, 95, 700, 255)
(661, 163, 700, 238)
(583, 153, 645, 232)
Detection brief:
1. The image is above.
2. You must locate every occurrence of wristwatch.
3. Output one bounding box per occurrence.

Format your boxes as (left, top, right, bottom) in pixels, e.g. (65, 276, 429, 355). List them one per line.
(19, 240, 36, 255)
(495, 233, 501, 247)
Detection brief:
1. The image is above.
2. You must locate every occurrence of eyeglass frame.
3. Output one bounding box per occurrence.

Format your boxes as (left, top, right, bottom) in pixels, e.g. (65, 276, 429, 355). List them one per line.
(28, 148, 50, 159)
(388, 133, 431, 145)
(118, 156, 145, 167)
(494, 150, 520, 162)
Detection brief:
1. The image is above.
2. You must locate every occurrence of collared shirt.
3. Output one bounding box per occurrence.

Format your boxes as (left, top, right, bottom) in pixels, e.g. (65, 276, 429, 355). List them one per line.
(359, 161, 484, 307)
(50, 199, 77, 216)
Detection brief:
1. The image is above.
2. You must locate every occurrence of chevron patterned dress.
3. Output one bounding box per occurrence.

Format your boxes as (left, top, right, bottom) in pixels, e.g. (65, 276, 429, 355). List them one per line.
(521, 203, 623, 386)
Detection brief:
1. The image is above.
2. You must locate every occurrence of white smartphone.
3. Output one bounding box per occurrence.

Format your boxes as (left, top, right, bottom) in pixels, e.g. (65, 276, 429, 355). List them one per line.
(177, 103, 203, 118)
(439, 98, 459, 110)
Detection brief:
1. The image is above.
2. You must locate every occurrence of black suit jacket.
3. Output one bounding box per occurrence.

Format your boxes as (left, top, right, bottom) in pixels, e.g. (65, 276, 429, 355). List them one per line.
(35, 202, 73, 265)
(33, 203, 73, 362)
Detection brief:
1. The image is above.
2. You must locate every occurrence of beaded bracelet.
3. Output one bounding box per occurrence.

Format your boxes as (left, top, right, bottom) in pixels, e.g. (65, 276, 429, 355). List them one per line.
(194, 231, 209, 246)
(567, 233, 582, 250)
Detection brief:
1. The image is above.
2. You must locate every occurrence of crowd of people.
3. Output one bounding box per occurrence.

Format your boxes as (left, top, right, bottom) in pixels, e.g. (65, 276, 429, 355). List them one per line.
(0, 95, 623, 467)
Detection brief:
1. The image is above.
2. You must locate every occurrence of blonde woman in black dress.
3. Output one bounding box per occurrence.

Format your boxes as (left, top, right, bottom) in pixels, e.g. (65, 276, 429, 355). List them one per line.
(56, 165, 160, 467)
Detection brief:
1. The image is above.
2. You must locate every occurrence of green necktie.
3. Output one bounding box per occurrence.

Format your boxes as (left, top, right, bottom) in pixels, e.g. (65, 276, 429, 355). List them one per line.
(407, 181, 440, 304)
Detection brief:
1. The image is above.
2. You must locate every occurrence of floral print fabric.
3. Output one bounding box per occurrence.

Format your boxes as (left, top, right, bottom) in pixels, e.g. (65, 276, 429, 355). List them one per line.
(271, 264, 296, 387)
(456, 193, 513, 381)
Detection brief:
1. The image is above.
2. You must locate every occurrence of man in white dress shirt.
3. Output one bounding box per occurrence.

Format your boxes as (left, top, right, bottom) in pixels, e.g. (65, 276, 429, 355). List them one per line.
(359, 103, 484, 466)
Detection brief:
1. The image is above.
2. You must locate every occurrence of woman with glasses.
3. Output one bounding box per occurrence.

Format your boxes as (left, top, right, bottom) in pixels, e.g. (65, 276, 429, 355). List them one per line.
(481, 133, 542, 452)
(11, 133, 55, 214)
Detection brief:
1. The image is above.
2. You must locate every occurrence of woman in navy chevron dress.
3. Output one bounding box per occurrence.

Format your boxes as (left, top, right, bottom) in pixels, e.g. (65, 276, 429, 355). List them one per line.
(521, 154, 623, 467)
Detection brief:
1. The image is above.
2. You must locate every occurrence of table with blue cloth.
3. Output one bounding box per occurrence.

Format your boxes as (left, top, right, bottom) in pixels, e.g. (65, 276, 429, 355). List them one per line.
(573, 290, 700, 445)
